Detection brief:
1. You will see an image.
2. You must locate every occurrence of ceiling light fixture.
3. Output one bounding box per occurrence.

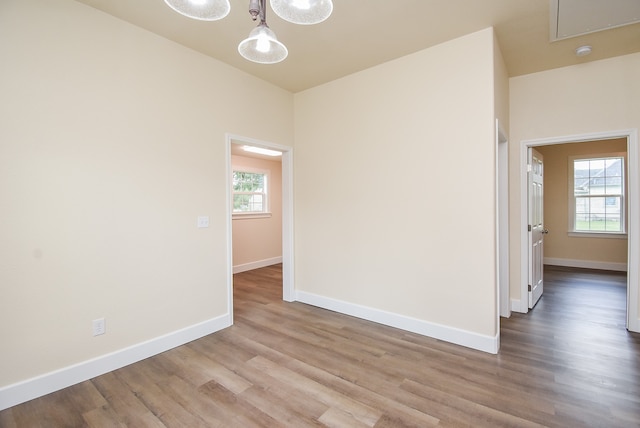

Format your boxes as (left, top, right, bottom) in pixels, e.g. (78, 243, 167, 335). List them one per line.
(270, 0, 333, 25)
(164, 0, 333, 64)
(242, 146, 283, 156)
(575, 45, 592, 57)
(163, 0, 230, 21)
(239, 0, 288, 64)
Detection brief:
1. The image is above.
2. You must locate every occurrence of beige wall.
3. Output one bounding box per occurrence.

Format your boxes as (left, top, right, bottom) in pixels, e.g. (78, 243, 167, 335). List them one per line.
(231, 155, 283, 269)
(509, 53, 640, 311)
(0, 0, 293, 388)
(494, 33, 510, 134)
(537, 139, 628, 266)
(294, 28, 499, 341)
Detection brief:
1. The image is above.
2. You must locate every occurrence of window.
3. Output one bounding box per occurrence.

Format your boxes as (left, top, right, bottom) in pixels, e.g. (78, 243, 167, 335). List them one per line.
(569, 154, 625, 235)
(232, 168, 269, 216)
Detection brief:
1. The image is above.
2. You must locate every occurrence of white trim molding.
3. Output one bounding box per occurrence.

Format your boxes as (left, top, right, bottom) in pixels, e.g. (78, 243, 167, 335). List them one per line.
(511, 298, 528, 314)
(0, 315, 231, 411)
(544, 257, 627, 272)
(296, 291, 499, 354)
(627, 129, 640, 332)
(233, 256, 283, 274)
(496, 119, 510, 320)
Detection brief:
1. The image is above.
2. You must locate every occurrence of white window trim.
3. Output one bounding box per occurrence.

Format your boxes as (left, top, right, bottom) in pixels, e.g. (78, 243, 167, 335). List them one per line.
(232, 212, 272, 220)
(231, 166, 271, 219)
(567, 152, 627, 238)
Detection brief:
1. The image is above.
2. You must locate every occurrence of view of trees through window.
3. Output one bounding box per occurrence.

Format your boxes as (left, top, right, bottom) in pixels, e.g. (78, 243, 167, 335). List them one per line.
(233, 171, 267, 213)
(573, 156, 624, 232)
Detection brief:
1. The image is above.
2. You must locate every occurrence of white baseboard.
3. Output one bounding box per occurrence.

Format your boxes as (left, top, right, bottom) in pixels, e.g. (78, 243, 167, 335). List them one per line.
(295, 291, 499, 354)
(0, 314, 232, 411)
(233, 256, 282, 274)
(511, 298, 528, 314)
(544, 257, 627, 272)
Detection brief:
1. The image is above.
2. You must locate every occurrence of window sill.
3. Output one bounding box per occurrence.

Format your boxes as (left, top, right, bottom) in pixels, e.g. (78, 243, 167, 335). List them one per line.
(232, 212, 272, 220)
(568, 231, 627, 239)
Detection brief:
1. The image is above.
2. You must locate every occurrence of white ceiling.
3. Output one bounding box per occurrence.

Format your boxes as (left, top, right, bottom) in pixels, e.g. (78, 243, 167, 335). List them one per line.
(75, 0, 640, 93)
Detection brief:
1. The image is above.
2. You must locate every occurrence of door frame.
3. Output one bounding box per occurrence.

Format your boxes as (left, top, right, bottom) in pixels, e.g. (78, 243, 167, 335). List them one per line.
(518, 129, 639, 332)
(225, 133, 295, 324)
(496, 120, 510, 319)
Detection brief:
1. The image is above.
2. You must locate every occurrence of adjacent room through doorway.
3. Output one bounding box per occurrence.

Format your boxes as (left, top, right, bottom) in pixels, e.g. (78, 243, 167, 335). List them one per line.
(517, 130, 638, 334)
(226, 135, 295, 323)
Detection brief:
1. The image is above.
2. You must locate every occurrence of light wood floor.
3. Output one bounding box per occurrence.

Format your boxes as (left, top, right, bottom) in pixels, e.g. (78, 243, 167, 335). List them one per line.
(1, 265, 639, 427)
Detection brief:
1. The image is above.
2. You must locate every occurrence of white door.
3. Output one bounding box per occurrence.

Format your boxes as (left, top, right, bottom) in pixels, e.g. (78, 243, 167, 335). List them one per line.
(528, 148, 546, 308)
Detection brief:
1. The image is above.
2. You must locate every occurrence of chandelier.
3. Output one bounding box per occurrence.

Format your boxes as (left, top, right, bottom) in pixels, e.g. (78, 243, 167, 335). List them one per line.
(163, 0, 334, 64)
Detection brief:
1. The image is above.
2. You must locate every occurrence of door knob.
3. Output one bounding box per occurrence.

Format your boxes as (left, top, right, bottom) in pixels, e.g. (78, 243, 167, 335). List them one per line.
(542, 229, 549, 234)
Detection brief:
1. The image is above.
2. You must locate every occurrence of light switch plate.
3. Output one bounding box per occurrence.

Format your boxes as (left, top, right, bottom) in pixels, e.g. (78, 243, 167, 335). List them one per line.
(92, 318, 105, 336)
(197, 216, 209, 228)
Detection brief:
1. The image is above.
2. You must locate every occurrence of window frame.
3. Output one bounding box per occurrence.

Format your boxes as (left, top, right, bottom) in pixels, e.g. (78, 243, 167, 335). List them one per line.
(568, 152, 627, 238)
(231, 167, 272, 219)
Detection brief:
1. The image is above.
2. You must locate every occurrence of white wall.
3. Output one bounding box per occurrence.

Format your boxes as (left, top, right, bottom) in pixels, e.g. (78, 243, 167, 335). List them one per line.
(293, 28, 499, 352)
(509, 53, 640, 320)
(231, 155, 283, 271)
(0, 0, 293, 408)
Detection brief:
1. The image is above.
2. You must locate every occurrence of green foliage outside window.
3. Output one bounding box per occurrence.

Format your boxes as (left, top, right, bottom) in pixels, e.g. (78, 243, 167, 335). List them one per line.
(233, 171, 266, 213)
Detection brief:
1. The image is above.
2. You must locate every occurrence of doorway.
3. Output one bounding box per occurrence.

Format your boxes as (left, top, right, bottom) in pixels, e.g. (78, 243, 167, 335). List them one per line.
(518, 129, 639, 332)
(226, 134, 295, 324)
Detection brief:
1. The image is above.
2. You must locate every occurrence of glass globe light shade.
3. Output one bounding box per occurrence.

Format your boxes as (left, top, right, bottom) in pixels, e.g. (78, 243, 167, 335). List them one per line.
(164, 0, 230, 21)
(270, 0, 333, 25)
(238, 24, 288, 64)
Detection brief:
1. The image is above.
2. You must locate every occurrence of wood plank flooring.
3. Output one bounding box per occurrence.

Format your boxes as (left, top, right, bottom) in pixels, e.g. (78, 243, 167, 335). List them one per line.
(1, 265, 639, 427)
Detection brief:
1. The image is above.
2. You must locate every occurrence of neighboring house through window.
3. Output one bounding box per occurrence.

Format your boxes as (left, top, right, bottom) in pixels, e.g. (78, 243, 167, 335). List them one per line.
(569, 153, 626, 236)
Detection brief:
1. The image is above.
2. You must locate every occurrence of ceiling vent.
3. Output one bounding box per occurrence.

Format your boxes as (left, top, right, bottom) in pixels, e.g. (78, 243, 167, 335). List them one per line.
(550, 0, 640, 41)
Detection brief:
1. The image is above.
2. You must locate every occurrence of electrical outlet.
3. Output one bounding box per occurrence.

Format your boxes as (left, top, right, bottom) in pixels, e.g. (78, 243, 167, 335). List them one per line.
(92, 318, 106, 336)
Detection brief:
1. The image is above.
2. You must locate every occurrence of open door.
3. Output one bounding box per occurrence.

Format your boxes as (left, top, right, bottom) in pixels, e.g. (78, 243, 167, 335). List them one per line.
(528, 148, 546, 308)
